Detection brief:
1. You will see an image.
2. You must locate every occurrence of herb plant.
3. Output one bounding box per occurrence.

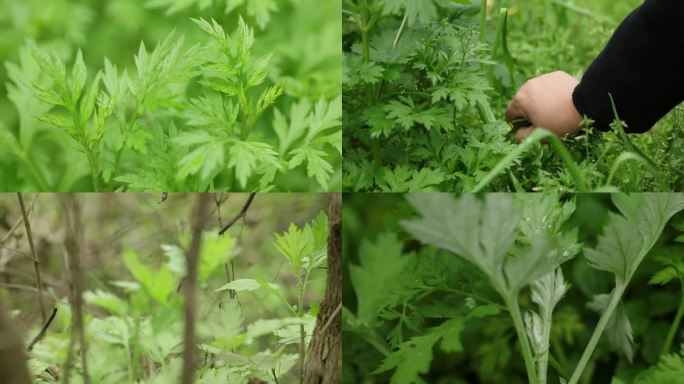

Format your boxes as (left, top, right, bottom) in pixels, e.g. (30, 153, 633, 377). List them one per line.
(0, 193, 332, 383)
(0, 0, 341, 192)
(342, 0, 684, 192)
(343, 193, 684, 383)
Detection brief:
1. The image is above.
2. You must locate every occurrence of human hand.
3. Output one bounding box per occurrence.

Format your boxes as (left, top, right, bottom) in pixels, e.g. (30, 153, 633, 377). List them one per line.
(506, 71, 583, 142)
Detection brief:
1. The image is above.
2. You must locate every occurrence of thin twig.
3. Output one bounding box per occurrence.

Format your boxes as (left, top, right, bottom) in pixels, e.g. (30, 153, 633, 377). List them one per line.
(27, 307, 58, 351)
(1, 195, 36, 245)
(17, 193, 47, 324)
(218, 193, 256, 236)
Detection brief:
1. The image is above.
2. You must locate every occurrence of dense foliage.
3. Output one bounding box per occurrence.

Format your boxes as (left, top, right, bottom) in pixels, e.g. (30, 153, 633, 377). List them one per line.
(342, 0, 684, 192)
(0, 193, 329, 383)
(343, 193, 684, 383)
(0, 0, 341, 192)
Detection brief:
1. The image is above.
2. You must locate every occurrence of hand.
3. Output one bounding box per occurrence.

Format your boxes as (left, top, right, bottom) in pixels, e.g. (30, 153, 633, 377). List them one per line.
(506, 71, 583, 142)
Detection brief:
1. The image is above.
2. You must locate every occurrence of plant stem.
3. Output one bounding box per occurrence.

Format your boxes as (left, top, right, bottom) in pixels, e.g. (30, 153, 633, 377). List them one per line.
(479, 0, 487, 49)
(505, 296, 538, 384)
(568, 284, 625, 384)
(472, 128, 589, 192)
(661, 279, 684, 356)
(17, 193, 47, 323)
(85, 150, 101, 192)
(110, 112, 139, 188)
(549, 353, 570, 380)
(538, 308, 553, 384)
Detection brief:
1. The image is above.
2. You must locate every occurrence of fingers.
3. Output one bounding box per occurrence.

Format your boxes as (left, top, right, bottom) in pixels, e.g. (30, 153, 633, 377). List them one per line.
(506, 88, 531, 122)
(515, 126, 536, 142)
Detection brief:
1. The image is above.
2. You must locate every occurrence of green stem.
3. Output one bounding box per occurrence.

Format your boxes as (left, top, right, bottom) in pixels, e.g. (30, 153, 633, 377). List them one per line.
(568, 284, 625, 384)
(298, 271, 306, 380)
(549, 353, 570, 380)
(538, 308, 552, 384)
(85, 149, 101, 192)
(472, 128, 589, 192)
(359, 0, 381, 168)
(661, 279, 684, 356)
(364, 330, 391, 356)
(505, 296, 538, 384)
(479, 0, 487, 48)
(110, 112, 140, 188)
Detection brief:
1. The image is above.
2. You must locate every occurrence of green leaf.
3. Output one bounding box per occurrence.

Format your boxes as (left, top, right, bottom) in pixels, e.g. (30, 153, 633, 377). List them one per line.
(649, 266, 679, 286)
(228, 140, 280, 188)
(177, 140, 225, 181)
(84, 290, 128, 316)
(275, 223, 314, 271)
(71, 49, 87, 101)
(349, 233, 409, 325)
(215, 279, 262, 292)
(588, 293, 635, 362)
(635, 345, 684, 384)
(199, 232, 235, 281)
(246, 317, 306, 339)
(375, 318, 465, 383)
(380, 0, 438, 25)
(123, 250, 175, 305)
(288, 147, 333, 190)
(377, 166, 445, 192)
(402, 194, 565, 298)
(584, 194, 684, 280)
(162, 244, 186, 278)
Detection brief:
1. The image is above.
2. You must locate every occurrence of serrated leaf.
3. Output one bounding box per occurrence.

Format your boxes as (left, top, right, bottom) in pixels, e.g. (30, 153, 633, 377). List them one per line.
(584, 194, 684, 280)
(649, 266, 679, 286)
(402, 194, 567, 300)
(123, 250, 175, 305)
(349, 233, 408, 325)
(71, 49, 87, 101)
(287, 146, 333, 190)
(228, 140, 280, 188)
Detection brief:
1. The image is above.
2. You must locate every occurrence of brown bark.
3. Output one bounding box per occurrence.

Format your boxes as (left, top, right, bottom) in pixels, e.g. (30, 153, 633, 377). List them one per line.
(302, 193, 342, 384)
(0, 298, 32, 384)
(180, 194, 211, 384)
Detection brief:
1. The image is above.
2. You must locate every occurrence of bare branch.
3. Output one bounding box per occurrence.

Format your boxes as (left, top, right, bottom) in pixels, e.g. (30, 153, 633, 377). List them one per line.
(218, 193, 256, 236)
(17, 193, 47, 323)
(1, 194, 36, 245)
(27, 307, 58, 351)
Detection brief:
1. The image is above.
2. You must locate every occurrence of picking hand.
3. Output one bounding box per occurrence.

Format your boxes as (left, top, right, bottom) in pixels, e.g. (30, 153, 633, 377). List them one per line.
(506, 71, 583, 142)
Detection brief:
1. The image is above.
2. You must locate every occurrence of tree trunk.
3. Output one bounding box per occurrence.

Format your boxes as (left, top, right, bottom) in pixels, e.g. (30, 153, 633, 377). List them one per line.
(0, 299, 32, 384)
(180, 194, 211, 384)
(302, 193, 342, 384)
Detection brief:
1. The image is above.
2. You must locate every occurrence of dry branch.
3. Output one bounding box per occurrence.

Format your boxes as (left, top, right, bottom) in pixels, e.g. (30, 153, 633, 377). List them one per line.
(27, 306, 58, 351)
(1, 194, 36, 245)
(181, 194, 211, 384)
(17, 192, 47, 323)
(218, 193, 256, 235)
(302, 193, 342, 384)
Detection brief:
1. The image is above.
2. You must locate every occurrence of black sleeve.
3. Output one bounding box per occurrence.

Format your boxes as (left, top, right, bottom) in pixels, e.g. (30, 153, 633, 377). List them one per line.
(572, 0, 684, 133)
